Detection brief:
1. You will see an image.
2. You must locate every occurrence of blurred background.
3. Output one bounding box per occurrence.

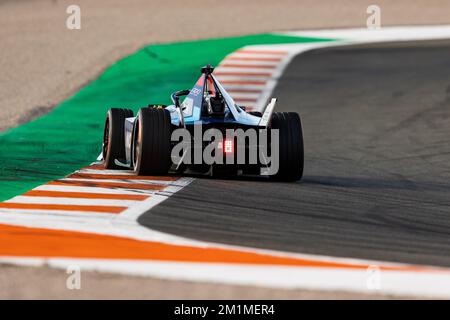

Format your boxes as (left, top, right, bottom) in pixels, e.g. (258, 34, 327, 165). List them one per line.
(2, 0, 450, 132)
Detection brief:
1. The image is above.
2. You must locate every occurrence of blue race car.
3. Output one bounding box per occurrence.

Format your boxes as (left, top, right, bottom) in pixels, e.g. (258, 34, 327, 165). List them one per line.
(101, 65, 303, 181)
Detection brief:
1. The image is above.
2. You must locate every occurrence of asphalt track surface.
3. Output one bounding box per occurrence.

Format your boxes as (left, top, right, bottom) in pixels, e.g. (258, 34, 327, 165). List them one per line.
(139, 40, 450, 268)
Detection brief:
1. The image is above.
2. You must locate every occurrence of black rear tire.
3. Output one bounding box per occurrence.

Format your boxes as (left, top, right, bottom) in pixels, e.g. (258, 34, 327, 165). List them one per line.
(124, 108, 134, 118)
(132, 108, 172, 175)
(270, 112, 304, 181)
(103, 108, 133, 169)
(249, 111, 262, 117)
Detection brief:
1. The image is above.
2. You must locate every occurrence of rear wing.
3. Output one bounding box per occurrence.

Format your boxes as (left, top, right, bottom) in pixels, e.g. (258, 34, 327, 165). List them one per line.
(258, 98, 277, 127)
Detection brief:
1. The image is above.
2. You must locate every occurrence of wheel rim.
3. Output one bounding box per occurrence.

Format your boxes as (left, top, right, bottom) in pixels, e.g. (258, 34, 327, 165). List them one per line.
(132, 118, 140, 169)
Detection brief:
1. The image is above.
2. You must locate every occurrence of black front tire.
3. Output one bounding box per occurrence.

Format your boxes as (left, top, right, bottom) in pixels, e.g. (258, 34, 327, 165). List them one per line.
(103, 108, 133, 169)
(270, 112, 304, 181)
(132, 108, 172, 175)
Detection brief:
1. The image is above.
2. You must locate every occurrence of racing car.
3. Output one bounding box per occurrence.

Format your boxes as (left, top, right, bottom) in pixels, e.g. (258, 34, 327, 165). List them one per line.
(101, 65, 303, 181)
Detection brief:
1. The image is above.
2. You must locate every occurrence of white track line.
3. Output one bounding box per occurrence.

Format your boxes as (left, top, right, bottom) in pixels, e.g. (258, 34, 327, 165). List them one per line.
(216, 44, 316, 110)
(221, 60, 279, 66)
(228, 53, 287, 60)
(280, 25, 450, 43)
(215, 75, 272, 82)
(226, 92, 261, 99)
(215, 67, 277, 74)
(76, 169, 136, 175)
(1, 258, 450, 298)
(119, 177, 194, 219)
(34, 184, 154, 195)
(222, 84, 266, 90)
(0, 209, 119, 219)
(5, 196, 140, 207)
(61, 177, 176, 186)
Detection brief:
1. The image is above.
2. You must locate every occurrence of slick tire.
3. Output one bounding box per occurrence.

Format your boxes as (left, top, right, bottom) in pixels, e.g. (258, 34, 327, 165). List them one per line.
(132, 108, 172, 175)
(270, 112, 304, 181)
(249, 111, 262, 117)
(103, 108, 134, 169)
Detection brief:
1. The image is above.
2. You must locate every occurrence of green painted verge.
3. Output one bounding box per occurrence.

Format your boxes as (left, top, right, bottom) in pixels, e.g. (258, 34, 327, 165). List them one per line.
(0, 33, 333, 201)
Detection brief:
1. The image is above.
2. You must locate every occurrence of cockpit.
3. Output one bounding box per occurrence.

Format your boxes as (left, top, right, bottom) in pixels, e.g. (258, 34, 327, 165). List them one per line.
(173, 64, 243, 123)
(202, 75, 227, 117)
